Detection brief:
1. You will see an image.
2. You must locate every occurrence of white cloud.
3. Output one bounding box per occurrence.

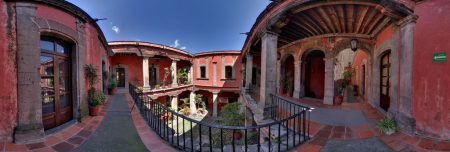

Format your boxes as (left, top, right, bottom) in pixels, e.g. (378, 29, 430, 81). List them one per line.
(112, 26, 120, 34)
(170, 39, 187, 50)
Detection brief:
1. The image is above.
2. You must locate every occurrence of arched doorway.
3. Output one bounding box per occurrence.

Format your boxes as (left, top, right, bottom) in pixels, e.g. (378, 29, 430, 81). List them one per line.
(40, 36, 73, 130)
(380, 52, 391, 111)
(302, 50, 325, 99)
(281, 55, 295, 97)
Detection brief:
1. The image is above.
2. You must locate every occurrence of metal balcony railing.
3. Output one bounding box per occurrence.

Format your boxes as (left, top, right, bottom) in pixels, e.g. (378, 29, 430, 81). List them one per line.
(129, 84, 311, 152)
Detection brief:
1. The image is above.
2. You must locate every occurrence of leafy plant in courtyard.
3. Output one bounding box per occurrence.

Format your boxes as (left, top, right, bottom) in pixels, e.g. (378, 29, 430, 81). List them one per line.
(377, 118, 396, 135)
(220, 102, 245, 126)
(163, 67, 171, 87)
(177, 68, 189, 85)
(179, 98, 191, 115)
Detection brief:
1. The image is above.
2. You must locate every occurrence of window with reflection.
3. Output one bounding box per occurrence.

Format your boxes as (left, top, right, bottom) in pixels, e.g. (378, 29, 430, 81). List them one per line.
(40, 36, 73, 130)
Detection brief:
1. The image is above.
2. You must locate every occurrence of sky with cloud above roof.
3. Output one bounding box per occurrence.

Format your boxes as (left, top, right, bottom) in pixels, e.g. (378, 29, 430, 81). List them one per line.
(67, 0, 270, 54)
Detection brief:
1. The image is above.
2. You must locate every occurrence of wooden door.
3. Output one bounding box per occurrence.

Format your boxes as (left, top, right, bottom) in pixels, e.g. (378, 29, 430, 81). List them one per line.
(380, 53, 391, 111)
(304, 51, 325, 99)
(117, 68, 125, 87)
(40, 38, 73, 130)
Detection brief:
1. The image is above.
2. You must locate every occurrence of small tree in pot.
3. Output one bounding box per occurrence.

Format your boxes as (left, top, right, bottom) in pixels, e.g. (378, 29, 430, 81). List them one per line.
(108, 73, 118, 95)
(85, 64, 104, 116)
(334, 79, 346, 105)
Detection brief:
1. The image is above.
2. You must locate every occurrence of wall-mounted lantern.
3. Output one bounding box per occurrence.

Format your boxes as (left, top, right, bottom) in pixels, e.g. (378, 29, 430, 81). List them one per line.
(351, 39, 358, 52)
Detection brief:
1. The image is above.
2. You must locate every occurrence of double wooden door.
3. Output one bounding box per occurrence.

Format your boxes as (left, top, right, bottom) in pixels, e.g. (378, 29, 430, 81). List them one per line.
(40, 38, 72, 130)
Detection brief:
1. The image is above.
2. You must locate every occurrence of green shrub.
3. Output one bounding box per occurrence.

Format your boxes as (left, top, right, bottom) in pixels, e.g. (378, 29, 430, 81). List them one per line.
(89, 89, 105, 106)
(220, 102, 244, 126)
(109, 78, 118, 88)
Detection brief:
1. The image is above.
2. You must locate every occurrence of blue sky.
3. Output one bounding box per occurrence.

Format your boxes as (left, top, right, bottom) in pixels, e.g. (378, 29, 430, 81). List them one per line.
(67, 0, 270, 53)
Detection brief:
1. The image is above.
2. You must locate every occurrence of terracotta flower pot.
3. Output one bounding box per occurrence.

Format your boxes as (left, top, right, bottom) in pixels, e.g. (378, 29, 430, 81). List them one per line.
(108, 88, 116, 95)
(334, 96, 343, 105)
(89, 105, 101, 116)
(101, 98, 107, 105)
(233, 131, 242, 140)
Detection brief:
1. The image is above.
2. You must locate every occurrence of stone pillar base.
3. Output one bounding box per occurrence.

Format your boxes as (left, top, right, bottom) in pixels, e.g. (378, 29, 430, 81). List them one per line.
(293, 89, 300, 98)
(394, 112, 416, 135)
(14, 124, 44, 144)
(323, 96, 334, 105)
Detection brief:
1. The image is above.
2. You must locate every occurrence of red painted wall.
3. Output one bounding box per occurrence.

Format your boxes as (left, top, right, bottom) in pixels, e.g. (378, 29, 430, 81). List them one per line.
(110, 55, 143, 85)
(36, 4, 76, 30)
(413, 0, 450, 139)
(0, 1, 17, 142)
(149, 58, 172, 85)
(376, 25, 394, 48)
(193, 53, 242, 88)
(352, 51, 368, 99)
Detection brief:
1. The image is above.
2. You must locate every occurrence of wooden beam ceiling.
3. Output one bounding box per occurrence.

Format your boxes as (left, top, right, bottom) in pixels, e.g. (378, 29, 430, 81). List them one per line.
(277, 3, 398, 46)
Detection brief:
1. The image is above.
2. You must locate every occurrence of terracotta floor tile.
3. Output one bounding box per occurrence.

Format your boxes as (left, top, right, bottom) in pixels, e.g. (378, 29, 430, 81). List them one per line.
(294, 143, 321, 152)
(434, 141, 450, 151)
(51, 142, 74, 152)
(359, 130, 375, 139)
(331, 132, 345, 139)
(417, 138, 437, 150)
(44, 136, 62, 146)
(5, 143, 28, 151)
(67, 136, 85, 145)
(33, 147, 56, 152)
(26, 142, 46, 150)
(77, 130, 92, 138)
(309, 137, 328, 146)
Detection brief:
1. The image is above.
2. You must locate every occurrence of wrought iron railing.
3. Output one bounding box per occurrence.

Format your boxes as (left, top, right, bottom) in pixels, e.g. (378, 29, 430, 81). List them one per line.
(130, 84, 310, 152)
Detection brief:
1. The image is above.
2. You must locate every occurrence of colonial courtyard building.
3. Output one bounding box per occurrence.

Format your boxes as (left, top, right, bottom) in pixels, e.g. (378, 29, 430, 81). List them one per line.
(0, 0, 449, 151)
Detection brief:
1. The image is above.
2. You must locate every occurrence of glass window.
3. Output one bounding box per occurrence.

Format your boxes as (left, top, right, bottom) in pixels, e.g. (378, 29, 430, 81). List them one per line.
(40, 56, 54, 76)
(40, 40, 54, 51)
(200, 66, 206, 78)
(225, 66, 233, 79)
(56, 43, 66, 54)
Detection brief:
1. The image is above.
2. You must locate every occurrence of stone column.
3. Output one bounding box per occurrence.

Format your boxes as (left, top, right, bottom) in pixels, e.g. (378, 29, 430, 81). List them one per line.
(142, 57, 150, 88)
(189, 91, 197, 114)
(212, 92, 219, 117)
(276, 60, 281, 94)
(171, 59, 178, 86)
(260, 31, 278, 110)
(188, 64, 193, 84)
(245, 54, 253, 92)
(293, 60, 302, 98)
(171, 96, 178, 110)
(396, 15, 418, 133)
(212, 62, 217, 86)
(323, 57, 335, 105)
(14, 2, 45, 143)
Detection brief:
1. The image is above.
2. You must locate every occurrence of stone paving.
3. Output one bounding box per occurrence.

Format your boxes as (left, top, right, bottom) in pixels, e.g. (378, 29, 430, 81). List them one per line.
(74, 93, 147, 152)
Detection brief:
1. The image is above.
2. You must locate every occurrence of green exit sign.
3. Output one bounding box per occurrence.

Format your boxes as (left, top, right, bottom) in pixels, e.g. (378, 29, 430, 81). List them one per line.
(433, 52, 447, 62)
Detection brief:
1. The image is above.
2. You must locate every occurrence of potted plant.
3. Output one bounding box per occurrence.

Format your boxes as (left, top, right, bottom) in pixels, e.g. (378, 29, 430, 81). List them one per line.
(89, 90, 105, 116)
(85, 64, 103, 116)
(334, 79, 346, 105)
(377, 118, 396, 135)
(108, 78, 118, 95)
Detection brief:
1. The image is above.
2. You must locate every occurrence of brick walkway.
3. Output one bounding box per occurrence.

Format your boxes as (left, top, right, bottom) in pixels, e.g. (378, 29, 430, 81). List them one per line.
(0, 97, 111, 152)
